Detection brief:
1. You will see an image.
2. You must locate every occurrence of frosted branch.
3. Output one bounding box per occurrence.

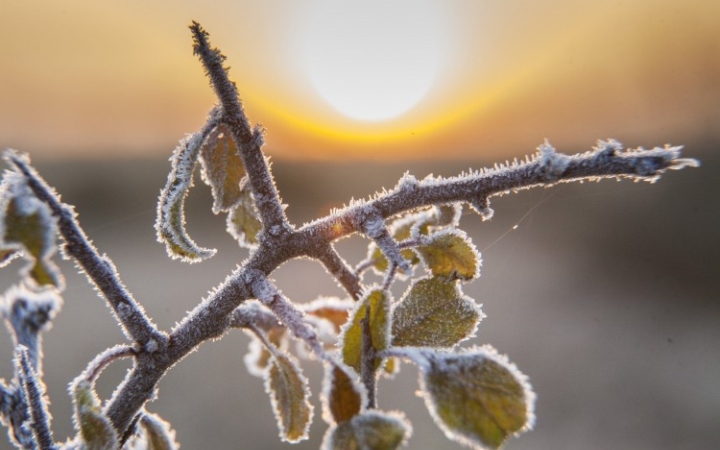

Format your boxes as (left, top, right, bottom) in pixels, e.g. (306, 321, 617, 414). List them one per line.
(3, 152, 164, 348)
(16, 347, 55, 450)
(314, 245, 364, 301)
(189, 22, 290, 234)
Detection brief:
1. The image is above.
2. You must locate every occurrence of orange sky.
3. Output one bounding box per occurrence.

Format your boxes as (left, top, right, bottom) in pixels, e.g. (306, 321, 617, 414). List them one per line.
(1, 1, 718, 161)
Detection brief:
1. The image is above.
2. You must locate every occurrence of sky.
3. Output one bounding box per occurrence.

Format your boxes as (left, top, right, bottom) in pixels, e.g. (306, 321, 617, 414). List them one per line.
(1, 0, 718, 161)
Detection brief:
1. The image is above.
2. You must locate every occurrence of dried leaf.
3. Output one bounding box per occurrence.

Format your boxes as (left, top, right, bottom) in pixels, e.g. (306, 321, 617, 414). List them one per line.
(416, 230, 480, 281)
(321, 410, 411, 450)
(341, 289, 391, 373)
(392, 277, 482, 348)
(303, 297, 354, 333)
(199, 123, 247, 213)
(323, 362, 364, 424)
(417, 346, 535, 450)
(226, 184, 262, 248)
(265, 349, 313, 443)
(156, 132, 216, 262)
(72, 380, 118, 450)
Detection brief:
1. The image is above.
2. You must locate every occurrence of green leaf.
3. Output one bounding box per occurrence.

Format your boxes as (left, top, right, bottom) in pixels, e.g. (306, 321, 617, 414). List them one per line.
(265, 350, 313, 443)
(72, 380, 118, 450)
(1, 193, 62, 289)
(226, 184, 262, 248)
(198, 123, 247, 214)
(416, 230, 480, 281)
(391, 277, 482, 348)
(156, 132, 216, 262)
(323, 362, 364, 424)
(321, 411, 411, 450)
(138, 413, 179, 450)
(417, 346, 535, 450)
(341, 289, 391, 373)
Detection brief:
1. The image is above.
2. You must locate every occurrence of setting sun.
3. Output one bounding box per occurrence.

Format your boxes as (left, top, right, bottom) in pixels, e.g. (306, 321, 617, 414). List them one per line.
(299, 0, 445, 122)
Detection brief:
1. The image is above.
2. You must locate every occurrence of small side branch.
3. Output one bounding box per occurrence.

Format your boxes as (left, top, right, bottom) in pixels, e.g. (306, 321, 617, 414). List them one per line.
(359, 315, 377, 409)
(4, 152, 163, 347)
(315, 244, 364, 300)
(189, 22, 290, 234)
(16, 347, 55, 450)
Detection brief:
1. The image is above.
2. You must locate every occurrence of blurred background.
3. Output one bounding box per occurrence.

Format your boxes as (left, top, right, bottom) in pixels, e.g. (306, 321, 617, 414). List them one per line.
(1, 1, 718, 449)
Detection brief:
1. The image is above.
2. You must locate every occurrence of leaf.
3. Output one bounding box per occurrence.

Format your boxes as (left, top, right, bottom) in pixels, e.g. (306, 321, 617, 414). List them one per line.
(226, 184, 262, 248)
(416, 230, 480, 281)
(72, 380, 118, 450)
(323, 362, 365, 424)
(156, 132, 217, 262)
(138, 412, 179, 450)
(244, 326, 287, 378)
(198, 123, 247, 213)
(341, 289, 391, 373)
(417, 346, 535, 450)
(303, 297, 354, 334)
(1, 185, 62, 289)
(321, 410, 411, 450)
(265, 349, 313, 443)
(391, 277, 482, 348)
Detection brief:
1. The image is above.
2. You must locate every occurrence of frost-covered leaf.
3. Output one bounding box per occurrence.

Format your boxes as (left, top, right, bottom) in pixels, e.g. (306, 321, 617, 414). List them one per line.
(392, 277, 482, 348)
(156, 132, 217, 262)
(72, 380, 118, 450)
(198, 123, 247, 213)
(416, 230, 480, 281)
(417, 346, 535, 450)
(303, 297, 354, 334)
(244, 326, 287, 378)
(226, 184, 262, 248)
(321, 410, 411, 450)
(341, 289, 391, 373)
(137, 412, 179, 450)
(265, 347, 313, 442)
(323, 362, 365, 424)
(0, 180, 62, 289)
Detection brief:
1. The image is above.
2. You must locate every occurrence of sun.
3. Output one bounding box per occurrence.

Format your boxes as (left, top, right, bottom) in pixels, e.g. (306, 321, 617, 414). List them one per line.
(300, 1, 445, 122)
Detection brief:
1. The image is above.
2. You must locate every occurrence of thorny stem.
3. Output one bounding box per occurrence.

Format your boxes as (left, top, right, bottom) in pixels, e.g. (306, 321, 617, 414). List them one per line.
(190, 21, 290, 235)
(4, 153, 163, 348)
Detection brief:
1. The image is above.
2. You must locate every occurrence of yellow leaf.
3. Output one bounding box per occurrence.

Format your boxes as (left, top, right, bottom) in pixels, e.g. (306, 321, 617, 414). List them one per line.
(341, 289, 391, 373)
(417, 230, 479, 281)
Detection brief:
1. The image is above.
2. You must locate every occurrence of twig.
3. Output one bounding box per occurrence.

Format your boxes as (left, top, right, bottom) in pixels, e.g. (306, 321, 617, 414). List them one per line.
(189, 22, 290, 234)
(16, 347, 55, 450)
(4, 152, 164, 348)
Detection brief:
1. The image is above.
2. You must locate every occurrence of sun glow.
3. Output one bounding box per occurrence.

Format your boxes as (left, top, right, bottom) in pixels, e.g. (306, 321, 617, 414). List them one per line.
(300, 1, 445, 122)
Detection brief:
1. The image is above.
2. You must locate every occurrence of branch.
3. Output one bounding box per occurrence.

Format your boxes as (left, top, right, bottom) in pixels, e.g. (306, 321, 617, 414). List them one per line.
(16, 347, 55, 450)
(303, 141, 699, 241)
(4, 152, 164, 348)
(189, 22, 290, 235)
(314, 244, 364, 300)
